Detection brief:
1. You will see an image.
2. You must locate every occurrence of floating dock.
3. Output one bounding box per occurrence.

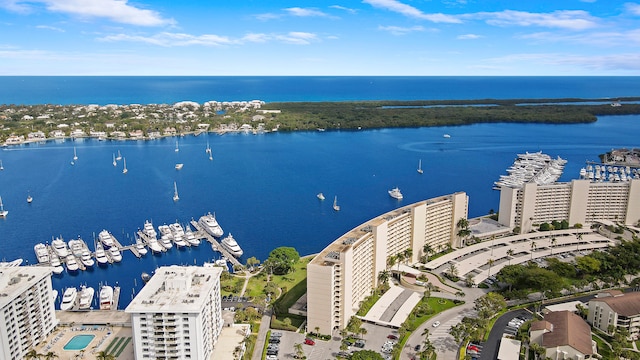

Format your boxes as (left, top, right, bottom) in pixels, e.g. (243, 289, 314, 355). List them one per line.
(190, 220, 242, 269)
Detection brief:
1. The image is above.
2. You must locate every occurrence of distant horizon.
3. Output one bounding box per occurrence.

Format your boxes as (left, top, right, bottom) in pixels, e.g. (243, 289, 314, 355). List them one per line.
(2, 75, 640, 77)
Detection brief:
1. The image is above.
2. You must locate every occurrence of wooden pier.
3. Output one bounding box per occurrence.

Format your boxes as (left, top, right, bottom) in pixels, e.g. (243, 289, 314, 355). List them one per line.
(137, 230, 167, 252)
(112, 286, 121, 311)
(190, 220, 242, 269)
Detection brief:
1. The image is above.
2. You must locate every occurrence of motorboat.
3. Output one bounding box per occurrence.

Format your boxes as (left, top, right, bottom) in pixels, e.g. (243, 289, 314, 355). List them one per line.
(60, 287, 77, 310)
(49, 253, 64, 274)
(51, 237, 69, 258)
(78, 285, 94, 310)
(98, 230, 115, 248)
(220, 233, 243, 257)
(0, 259, 23, 267)
(159, 235, 173, 250)
(317, 193, 325, 200)
(34, 243, 50, 264)
(173, 234, 188, 248)
(417, 159, 423, 174)
(68, 238, 84, 258)
(99, 285, 114, 310)
(388, 187, 403, 200)
(333, 196, 340, 211)
(443, 134, 451, 138)
(146, 237, 163, 254)
(109, 246, 122, 262)
(142, 220, 158, 239)
(116, 150, 122, 161)
(27, 192, 33, 203)
(80, 250, 94, 267)
(65, 254, 79, 272)
(198, 212, 224, 237)
(122, 157, 128, 174)
(185, 227, 200, 246)
(175, 163, 184, 170)
(173, 181, 179, 201)
(169, 222, 185, 237)
(135, 238, 148, 256)
(95, 242, 109, 265)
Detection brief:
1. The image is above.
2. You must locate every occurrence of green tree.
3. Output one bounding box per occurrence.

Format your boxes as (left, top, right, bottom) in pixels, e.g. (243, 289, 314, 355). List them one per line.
(43, 352, 58, 360)
(576, 255, 601, 275)
(95, 352, 116, 360)
(350, 350, 384, 360)
(506, 249, 514, 265)
(245, 256, 260, 271)
(530, 343, 546, 360)
(423, 243, 434, 260)
(550, 236, 557, 255)
(403, 248, 413, 264)
(294, 343, 305, 359)
(264, 281, 278, 296)
(474, 292, 506, 320)
(487, 258, 495, 278)
(25, 350, 42, 360)
(447, 263, 459, 279)
(377, 270, 390, 287)
(266, 247, 300, 275)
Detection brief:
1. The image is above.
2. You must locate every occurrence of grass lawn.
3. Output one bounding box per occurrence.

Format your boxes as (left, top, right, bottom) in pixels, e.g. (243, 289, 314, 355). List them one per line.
(245, 257, 311, 304)
(593, 335, 613, 359)
(220, 275, 246, 297)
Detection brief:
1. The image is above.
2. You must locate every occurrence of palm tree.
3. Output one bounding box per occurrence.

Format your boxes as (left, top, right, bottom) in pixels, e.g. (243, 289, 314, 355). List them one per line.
(506, 249, 514, 265)
(487, 258, 495, 277)
(404, 248, 413, 264)
(294, 343, 304, 359)
(95, 351, 116, 360)
(447, 263, 458, 278)
(550, 236, 557, 255)
(387, 255, 397, 270)
(358, 326, 368, 339)
(423, 243, 433, 261)
(576, 233, 583, 251)
(43, 352, 58, 360)
(396, 252, 405, 271)
(25, 350, 41, 360)
(377, 270, 390, 287)
(530, 241, 537, 260)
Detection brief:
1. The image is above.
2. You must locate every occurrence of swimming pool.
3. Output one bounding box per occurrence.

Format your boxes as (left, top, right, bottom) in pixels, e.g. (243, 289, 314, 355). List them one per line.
(63, 334, 95, 350)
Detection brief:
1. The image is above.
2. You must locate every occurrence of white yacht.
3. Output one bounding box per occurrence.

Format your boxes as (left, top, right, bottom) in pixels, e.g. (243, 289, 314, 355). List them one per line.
(68, 238, 84, 258)
(169, 222, 186, 238)
(388, 187, 403, 200)
(99, 285, 114, 310)
(95, 242, 109, 265)
(333, 196, 340, 211)
(220, 233, 243, 257)
(80, 250, 94, 267)
(159, 235, 173, 250)
(142, 220, 158, 238)
(173, 181, 179, 202)
(109, 246, 122, 262)
(78, 286, 94, 310)
(185, 227, 200, 246)
(173, 234, 188, 248)
(135, 238, 148, 256)
(49, 253, 64, 274)
(52, 237, 69, 258)
(98, 230, 115, 248)
(34, 243, 50, 264)
(317, 193, 325, 200)
(175, 163, 184, 170)
(65, 254, 79, 272)
(60, 287, 77, 310)
(198, 213, 224, 237)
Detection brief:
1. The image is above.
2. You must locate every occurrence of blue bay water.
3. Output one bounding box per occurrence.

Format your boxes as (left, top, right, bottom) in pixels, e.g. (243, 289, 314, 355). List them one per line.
(0, 77, 639, 309)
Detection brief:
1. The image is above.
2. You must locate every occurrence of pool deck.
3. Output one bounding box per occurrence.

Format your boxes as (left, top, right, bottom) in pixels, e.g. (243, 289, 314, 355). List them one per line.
(36, 311, 133, 359)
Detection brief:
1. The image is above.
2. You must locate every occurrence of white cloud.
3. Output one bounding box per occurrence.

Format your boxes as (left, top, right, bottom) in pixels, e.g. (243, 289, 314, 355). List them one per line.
(363, 0, 462, 23)
(378, 25, 425, 35)
(36, 24, 65, 32)
(457, 33, 481, 40)
(3, 0, 173, 26)
(519, 29, 640, 47)
(490, 52, 640, 71)
(470, 10, 598, 30)
(98, 32, 234, 47)
(98, 31, 320, 46)
(625, 3, 640, 15)
(330, 5, 357, 14)
(255, 13, 281, 21)
(285, 7, 328, 17)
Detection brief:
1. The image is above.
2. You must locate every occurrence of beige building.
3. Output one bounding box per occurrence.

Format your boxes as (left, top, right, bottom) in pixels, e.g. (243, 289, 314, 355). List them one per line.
(499, 179, 640, 233)
(125, 265, 224, 360)
(530, 310, 594, 359)
(588, 291, 640, 340)
(0, 266, 58, 360)
(307, 193, 468, 335)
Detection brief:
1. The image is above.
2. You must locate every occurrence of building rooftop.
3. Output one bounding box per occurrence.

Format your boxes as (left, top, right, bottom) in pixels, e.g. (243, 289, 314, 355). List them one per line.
(591, 291, 640, 317)
(125, 265, 222, 313)
(533, 310, 593, 356)
(0, 265, 52, 308)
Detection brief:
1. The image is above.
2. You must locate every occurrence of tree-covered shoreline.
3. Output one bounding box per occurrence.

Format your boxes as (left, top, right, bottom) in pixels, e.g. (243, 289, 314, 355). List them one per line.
(2, 97, 639, 142)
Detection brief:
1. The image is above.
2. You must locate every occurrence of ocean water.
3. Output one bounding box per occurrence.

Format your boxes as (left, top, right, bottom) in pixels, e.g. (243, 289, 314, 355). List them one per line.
(1, 76, 640, 105)
(0, 77, 639, 309)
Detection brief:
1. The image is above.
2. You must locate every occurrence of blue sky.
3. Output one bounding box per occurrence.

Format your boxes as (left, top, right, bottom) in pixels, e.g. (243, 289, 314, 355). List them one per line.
(1, 0, 639, 75)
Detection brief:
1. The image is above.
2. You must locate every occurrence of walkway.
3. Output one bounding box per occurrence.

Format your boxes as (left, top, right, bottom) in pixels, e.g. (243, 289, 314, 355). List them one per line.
(251, 307, 273, 360)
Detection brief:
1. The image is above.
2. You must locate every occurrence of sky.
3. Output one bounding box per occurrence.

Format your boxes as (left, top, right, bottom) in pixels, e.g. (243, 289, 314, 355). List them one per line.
(1, 0, 640, 76)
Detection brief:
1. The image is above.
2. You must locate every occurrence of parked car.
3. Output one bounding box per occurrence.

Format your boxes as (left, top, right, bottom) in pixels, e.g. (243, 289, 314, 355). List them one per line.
(387, 334, 398, 340)
(432, 321, 441, 327)
(414, 344, 421, 351)
(304, 338, 315, 346)
(354, 340, 365, 348)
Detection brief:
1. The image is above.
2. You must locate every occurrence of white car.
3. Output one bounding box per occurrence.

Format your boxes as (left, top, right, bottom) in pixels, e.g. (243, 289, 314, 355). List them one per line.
(432, 321, 441, 327)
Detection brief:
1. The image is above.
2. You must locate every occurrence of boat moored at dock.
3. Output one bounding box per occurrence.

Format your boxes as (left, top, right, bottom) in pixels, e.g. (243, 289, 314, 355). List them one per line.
(198, 212, 223, 237)
(51, 237, 69, 258)
(78, 285, 94, 310)
(34, 243, 50, 264)
(60, 287, 77, 311)
(99, 285, 114, 310)
(220, 233, 243, 258)
(95, 242, 109, 265)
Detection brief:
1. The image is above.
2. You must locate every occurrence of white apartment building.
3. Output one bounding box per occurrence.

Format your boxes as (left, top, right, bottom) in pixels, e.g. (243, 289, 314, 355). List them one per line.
(125, 265, 224, 360)
(307, 192, 468, 335)
(0, 266, 58, 360)
(498, 179, 640, 233)
(588, 291, 640, 340)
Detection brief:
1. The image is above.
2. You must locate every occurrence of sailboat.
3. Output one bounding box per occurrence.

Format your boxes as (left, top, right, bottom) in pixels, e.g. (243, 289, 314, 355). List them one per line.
(0, 196, 8, 217)
(27, 191, 33, 204)
(73, 147, 78, 161)
(317, 193, 325, 200)
(1, 160, 4, 170)
(173, 182, 180, 202)
(175, 141, 180, 152)
(122, 157, 128, 174)
(112, 153, 117, 167)
(417, 159, 423, 174)
(206, 142, 213, 160)
(116, 150, 122, 161)
(333, 196, 340, 211)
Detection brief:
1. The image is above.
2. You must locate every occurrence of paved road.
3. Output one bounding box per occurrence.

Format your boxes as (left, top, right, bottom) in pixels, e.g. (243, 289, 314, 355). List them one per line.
(251, 307, 272, 360)
(479, 308, 532, 360)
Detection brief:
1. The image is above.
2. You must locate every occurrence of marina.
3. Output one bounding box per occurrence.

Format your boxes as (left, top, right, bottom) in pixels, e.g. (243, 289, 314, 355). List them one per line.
(493, 151, 567, 189)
